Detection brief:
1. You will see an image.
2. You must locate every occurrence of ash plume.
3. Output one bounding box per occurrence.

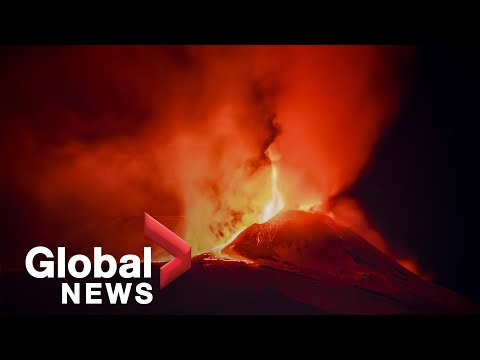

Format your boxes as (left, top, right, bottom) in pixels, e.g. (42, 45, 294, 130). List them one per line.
(1, 45, 414, 267)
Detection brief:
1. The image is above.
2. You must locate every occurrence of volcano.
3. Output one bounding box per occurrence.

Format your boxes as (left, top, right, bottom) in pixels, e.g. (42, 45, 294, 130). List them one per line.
(217, 210, 478, 314)
(2, 210, 478, 315)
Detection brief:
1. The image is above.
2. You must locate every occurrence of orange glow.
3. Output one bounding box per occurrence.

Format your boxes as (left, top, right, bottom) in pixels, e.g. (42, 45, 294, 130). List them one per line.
(398, 259, 432, 280)
(2, 46, 415, 264)
(259, 165, 284, 223)
(398, 259, 418, 274)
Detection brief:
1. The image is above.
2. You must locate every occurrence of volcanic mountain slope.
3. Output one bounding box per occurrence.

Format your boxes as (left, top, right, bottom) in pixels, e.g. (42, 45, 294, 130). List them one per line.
(217, 210, 478, 314)
(2, 211, 478, 314)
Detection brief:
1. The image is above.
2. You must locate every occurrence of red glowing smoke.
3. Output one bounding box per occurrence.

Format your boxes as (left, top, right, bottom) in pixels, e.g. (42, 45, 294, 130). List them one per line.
(1, 46, 414, 268)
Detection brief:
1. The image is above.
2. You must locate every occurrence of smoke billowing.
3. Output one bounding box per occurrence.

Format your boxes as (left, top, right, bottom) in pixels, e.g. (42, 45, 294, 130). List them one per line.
(1, 46, 413, 267)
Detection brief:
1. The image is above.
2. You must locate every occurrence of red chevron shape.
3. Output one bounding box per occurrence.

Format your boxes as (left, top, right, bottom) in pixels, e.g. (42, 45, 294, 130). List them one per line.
(144, 212, 191, 289)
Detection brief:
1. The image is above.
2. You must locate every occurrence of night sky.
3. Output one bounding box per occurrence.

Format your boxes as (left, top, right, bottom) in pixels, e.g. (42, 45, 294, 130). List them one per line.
(351, 45, 480, 302)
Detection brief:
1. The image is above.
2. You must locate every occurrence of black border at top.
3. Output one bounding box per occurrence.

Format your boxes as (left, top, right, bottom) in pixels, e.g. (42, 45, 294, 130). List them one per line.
(0, 14, 478, 44)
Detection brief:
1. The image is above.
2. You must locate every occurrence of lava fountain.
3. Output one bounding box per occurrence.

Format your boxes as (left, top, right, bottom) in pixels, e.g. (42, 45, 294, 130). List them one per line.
(259, 161, 284, 223)
(212, 147, 289, 255)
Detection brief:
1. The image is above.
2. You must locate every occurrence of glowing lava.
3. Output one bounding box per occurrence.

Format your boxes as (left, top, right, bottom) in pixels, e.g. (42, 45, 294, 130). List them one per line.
(259, 164, 284, 223)
(212, 162, 285, 257)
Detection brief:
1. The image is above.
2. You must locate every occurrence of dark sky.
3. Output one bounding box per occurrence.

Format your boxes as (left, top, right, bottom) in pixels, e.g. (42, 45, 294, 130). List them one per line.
(351, 45, 480, 302)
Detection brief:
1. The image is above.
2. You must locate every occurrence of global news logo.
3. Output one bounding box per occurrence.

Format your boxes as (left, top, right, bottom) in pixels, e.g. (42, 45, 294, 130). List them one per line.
(24, 213, 191, 305)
